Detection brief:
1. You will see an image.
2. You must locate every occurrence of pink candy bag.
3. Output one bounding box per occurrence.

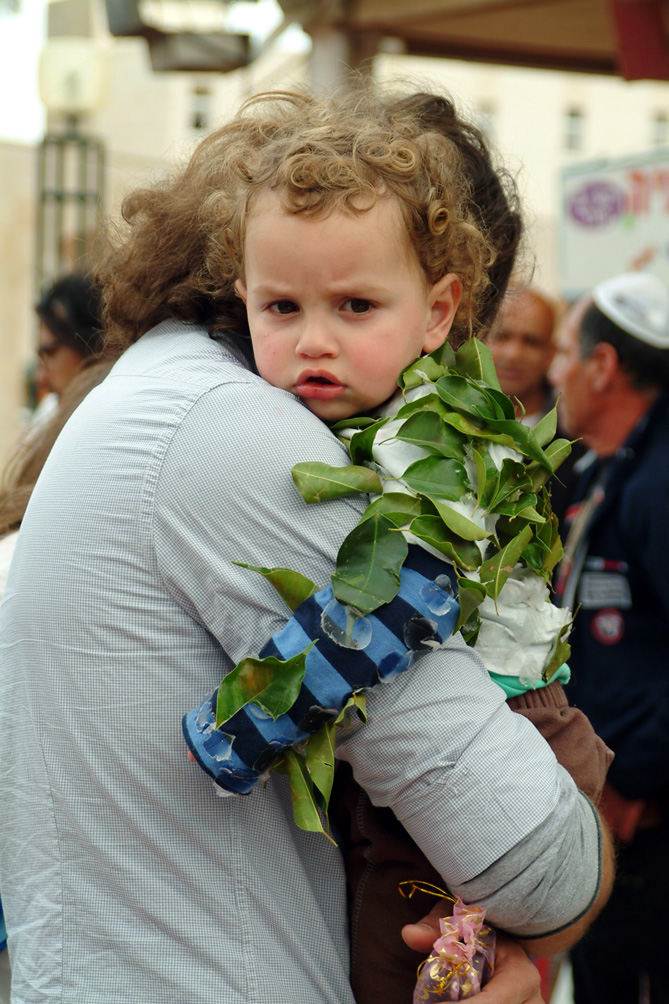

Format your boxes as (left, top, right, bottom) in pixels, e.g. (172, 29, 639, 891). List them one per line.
(401, 883, 496, 1002)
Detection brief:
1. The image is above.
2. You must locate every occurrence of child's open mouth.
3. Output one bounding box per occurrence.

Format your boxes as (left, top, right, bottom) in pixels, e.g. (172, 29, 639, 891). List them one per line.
(294, 371, 346, 400)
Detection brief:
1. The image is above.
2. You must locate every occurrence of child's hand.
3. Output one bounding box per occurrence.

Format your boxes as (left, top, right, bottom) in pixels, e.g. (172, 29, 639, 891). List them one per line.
(402, 910, 543, 1004)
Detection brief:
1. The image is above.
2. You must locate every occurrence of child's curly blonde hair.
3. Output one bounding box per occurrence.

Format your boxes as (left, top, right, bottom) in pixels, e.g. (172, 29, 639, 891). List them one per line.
(99, 84, 515, 351)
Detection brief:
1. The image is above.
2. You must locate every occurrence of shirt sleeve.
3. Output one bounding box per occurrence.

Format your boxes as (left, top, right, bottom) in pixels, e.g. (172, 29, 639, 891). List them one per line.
(153, 378, 603, 935)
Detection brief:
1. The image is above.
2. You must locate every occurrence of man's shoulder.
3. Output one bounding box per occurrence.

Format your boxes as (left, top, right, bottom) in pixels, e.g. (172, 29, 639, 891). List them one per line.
(112, 320, 258, 393)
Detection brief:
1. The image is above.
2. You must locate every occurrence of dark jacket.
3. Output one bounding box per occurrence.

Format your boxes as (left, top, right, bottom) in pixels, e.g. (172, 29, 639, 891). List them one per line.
(563, 392, 669, 801)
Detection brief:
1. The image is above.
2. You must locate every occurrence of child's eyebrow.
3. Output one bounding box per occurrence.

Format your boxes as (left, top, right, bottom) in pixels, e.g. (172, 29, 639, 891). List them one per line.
(251, 280, 394, 298)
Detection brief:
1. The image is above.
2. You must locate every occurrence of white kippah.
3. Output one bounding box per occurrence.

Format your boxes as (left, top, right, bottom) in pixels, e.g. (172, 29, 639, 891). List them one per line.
(593, 272, 669, 349)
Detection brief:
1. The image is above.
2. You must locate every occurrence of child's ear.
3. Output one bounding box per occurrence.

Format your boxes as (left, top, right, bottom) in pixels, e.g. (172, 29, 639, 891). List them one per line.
(235, 279, 247, 303)
(423, 274, 462, 353)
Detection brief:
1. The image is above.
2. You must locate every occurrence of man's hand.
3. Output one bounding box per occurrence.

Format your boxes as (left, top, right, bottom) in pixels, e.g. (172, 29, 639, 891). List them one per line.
(402, 903, 543, 1004)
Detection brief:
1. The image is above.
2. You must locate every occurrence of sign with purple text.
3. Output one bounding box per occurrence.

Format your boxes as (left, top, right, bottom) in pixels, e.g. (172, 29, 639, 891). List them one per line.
(560, 149, 669, 300)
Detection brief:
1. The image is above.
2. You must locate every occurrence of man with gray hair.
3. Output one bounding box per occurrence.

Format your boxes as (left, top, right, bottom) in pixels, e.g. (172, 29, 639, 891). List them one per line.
(551, 272, 669, 1004)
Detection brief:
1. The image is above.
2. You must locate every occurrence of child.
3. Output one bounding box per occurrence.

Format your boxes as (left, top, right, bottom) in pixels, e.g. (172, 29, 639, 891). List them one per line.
(178, 84, 612, 995)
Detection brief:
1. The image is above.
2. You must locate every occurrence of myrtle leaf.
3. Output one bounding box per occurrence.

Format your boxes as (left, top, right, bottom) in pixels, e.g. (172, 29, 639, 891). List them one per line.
(215, 642, 315, 726)
(395, 409, 467, 460)
(360, 493, 422, 528)
(455, 577, 487, 632)
(479, 525, 534, 601)
(282, 748, 336, 843)
(348, 417, 390, 465)
(486, 459, 533, 512)
(332, 512, 408, 615)
(398, 354, 449, 391)
(484, 419, 552, 469)
(533, 407, 558, 447)
(430, 340, 457, 370)
(395, 393, 449, 422)
(336, 690, 367, 725)
(527, 439, 573, 491)
(454, 337, 502, 390)
(471, 444, 500, 509)
(435, 375, 500, 421)
(292, 462, 382, 503)
(409, 516, 481, 571)
(329, 415, 377, 433)
(304, 721, 336, 805)
(232, 562, 317, 612)
(482, 387, 516, 420)
(427, 496, 492, 541)
(542, 620, 573, 684)
(402, 456, 470, 500)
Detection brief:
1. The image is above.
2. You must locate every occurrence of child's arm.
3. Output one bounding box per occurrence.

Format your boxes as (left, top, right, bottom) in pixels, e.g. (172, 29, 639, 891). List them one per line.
(507, 681, 613, 805)
(183, 546, 460, 793)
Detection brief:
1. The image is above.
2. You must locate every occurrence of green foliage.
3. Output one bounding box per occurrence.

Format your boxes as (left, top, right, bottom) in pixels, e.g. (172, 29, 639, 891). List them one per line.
(222, 337, 576, 839)
(277, 691, 368, 841)
(360, 493, 423, 527)
(454, 337, 502, 390)
(395, 409, 467, 460)
(348, 417, 390, 465)
(215, 642, 316, 727)
(292, 462, 382, 503)
(479, 525, 534, 601)
(232, 562, 317, 612)
(332, 512, 408, 615)
(402, 456, 469, 500)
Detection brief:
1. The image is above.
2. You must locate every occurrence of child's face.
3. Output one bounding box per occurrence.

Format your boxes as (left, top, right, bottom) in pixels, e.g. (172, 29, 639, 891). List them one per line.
(236, 191, 460, 421)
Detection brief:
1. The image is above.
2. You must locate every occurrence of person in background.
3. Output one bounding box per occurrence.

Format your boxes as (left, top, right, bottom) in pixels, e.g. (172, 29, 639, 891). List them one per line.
(0, 357, 113, 1004)
(550, 271, 669, 1004)
(34, 273, 104, 400)
(487, 284, 557, 425)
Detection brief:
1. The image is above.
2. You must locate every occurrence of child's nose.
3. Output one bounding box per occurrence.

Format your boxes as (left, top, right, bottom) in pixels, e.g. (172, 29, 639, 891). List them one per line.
(295, 319, 339, 358)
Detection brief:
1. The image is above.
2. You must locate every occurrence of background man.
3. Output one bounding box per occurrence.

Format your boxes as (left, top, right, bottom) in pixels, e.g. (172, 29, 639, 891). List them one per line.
(550, 271, 669, 1004)
(487, 284, 557, 425)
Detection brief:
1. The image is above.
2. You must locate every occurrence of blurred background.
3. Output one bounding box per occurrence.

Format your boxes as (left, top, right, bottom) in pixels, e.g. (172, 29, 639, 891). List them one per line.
(1, 0, 669, 468)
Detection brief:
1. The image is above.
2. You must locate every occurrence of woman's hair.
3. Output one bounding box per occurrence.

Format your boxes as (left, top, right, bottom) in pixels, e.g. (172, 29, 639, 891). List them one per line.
(98, 83, 522, 352)
(0, 359, 114, 538)
(36, 273, 104, 357)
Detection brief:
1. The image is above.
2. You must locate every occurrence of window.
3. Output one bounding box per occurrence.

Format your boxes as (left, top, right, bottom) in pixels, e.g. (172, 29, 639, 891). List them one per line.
(565, 106, 585, 152)
(477, 101, 495, 143)
(191, 87, 211, 132)
(652, 111, 669, 146)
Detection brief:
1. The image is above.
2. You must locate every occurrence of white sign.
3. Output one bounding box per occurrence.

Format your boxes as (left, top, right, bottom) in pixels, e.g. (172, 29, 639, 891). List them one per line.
(559, 149, 669, 300)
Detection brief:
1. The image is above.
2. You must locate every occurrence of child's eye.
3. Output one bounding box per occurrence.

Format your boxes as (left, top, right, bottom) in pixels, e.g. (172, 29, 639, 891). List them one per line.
(269, 300, 299, 314)
(343, 298, 373, 314)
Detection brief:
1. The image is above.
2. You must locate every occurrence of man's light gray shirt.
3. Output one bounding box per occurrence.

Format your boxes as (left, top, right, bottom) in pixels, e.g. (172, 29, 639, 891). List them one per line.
(0, 322, 602, 1003)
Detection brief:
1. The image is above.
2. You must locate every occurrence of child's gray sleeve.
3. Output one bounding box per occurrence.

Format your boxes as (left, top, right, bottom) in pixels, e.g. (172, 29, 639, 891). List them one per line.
(335, 634, 603, 937)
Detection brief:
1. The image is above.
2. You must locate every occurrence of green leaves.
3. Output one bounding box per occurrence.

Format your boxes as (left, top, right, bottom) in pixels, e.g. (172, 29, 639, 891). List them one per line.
(277, 691, 368, 841)
(281, 749, 336, 844)
(292, 462, 382, 503)
(402, 456, 469, 500)
(252, 333, 577, 841)
(215, 642, 315, 727)
(348, 417, 390, 465)
(454, 337, 502, 390)
(232, 563, 317, 612)
(409, 516, 481, 571)
(332, 512, 408, 615)
(480, 525, 534, 601)
(395, 409, 466, 460)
